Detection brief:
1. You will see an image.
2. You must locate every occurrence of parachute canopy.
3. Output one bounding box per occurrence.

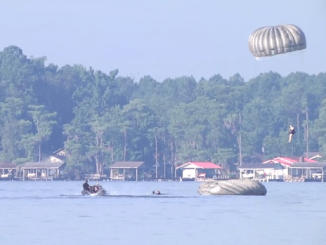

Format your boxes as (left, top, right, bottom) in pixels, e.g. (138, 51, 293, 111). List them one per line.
(248, 24, 306, 58)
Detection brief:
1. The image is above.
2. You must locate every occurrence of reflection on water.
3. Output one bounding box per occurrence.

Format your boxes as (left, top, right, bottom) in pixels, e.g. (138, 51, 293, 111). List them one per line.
(1, 181, 326, 245)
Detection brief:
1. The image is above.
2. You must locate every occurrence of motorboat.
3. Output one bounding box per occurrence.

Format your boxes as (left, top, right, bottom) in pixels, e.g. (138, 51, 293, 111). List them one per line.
(81, 183, 107, 196)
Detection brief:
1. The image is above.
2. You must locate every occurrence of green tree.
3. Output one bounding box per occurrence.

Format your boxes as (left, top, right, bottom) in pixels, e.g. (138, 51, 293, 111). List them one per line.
(28, 105, 57, 162)
(0, 98, 32, 162)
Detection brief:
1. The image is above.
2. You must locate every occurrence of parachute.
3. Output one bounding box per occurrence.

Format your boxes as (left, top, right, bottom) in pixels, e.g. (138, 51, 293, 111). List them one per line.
(248, 24, 306, 58)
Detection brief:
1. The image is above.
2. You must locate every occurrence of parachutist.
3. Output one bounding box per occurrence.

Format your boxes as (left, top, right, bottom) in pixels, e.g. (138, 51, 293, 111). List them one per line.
(288, 125, 295, 142)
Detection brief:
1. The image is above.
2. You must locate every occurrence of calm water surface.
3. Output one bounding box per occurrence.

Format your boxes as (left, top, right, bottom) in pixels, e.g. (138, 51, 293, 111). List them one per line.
(1, 181, 326, 245)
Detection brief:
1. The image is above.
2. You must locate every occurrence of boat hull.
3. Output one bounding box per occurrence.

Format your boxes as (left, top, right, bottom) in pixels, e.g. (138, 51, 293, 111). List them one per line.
(81, 188, 107, 196)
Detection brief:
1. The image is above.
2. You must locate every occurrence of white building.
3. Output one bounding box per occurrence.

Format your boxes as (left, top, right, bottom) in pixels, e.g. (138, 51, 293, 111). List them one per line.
(176, 162, 222, 181)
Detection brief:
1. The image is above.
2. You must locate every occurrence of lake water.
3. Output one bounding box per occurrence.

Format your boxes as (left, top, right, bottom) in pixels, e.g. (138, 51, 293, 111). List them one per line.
(1, 181, 326, 245)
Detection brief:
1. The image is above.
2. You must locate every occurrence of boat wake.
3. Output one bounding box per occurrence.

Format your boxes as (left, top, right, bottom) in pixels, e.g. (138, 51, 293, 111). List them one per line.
(59, 193, 199, 199)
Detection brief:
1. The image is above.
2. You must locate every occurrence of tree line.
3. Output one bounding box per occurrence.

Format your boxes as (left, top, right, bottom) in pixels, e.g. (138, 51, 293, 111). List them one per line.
(0, 45, 325, 178)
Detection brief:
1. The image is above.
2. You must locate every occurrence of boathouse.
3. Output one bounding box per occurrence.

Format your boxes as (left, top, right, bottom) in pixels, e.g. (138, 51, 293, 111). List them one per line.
(0, 162, 18, 180)
(109, 161, 145, 181)
(238, 163, 284, 181)
(21, 155, 66, 180)
(176, 162, 222, 181)
(287, 162, 326, 182)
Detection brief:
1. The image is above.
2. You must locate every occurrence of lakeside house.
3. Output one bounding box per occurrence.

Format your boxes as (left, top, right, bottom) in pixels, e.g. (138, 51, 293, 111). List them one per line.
(239, 156, 325, 182)
(176, 162, 222, 181)
(263, 156, 316, 166)
(263, 156, 316, 176)
(286, 162, 326, 182)
(21, 155, 66, 180)
(0, 162, 18, 180)
(109, 161, 145, 181)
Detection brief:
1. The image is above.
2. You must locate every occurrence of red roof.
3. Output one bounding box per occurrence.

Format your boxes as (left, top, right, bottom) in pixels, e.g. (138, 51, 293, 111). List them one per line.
(263, 157, 316, 167)
(177, 162, 222, 169)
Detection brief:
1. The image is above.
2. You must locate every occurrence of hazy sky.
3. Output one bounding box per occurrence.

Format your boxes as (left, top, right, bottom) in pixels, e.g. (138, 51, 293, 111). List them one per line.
(0, 0, 325, 82)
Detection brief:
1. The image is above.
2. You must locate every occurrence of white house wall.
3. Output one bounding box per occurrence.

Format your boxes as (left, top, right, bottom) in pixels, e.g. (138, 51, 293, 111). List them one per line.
(283, 168, 289, 176)
(183, 169, 196, 179)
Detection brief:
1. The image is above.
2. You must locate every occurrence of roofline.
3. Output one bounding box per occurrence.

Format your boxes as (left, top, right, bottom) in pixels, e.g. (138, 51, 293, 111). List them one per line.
(176, 162, 221, 169)
(176, 162, 191, 169)
(53, 147, 65, 153)
(264, 156, 317, 163)
(270, 157, 293, 164)
(21, 166, 63, 169)
(310, 155, 322, 160)
(112, 161, 145, 163)
(109, 161, 145, 168)
(176, 163, 203, 169)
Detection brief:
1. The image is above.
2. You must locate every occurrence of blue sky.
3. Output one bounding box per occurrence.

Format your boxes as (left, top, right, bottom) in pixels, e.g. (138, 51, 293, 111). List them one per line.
(0, 0, 325, 82)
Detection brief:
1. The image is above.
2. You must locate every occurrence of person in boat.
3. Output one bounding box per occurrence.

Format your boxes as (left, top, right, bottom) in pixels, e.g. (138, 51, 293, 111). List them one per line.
(88, 183, 100, 194)
(288, 125, 295, 142)
(152, 190, 161, 195)
(90, 185, 96, 193)
(94, 184, 99, 193)
(83, 180, 90, 191)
